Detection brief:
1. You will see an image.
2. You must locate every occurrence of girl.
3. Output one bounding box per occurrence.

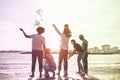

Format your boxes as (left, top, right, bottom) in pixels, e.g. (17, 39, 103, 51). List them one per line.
(43, 48, 56, 78)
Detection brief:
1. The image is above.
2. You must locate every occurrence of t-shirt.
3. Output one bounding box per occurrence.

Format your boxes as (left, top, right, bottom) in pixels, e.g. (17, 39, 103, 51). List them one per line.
(73, 43, 83, 53)
(82, 39, 88, 52)
(55, 27, 70, 50)
(29, 34, 45, 50)
(60, 34, 69, 50)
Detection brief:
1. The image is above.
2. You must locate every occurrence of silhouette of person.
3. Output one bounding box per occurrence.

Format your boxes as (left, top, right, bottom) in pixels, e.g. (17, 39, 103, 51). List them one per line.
(70, 39, 85, 76)
(79, 34, 88, 74)
(52, 24, 71, 76)
(20, 27, 46, 78)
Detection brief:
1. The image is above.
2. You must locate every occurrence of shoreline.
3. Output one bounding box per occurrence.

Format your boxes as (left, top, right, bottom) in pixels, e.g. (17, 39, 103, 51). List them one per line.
(0, 51, 120, 55)
(88, 53, 119, 55)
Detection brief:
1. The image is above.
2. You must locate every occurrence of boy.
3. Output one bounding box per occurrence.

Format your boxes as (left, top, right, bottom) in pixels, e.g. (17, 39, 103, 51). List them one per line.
(43, 48, 56, 78)
(20, 27, 46, 78)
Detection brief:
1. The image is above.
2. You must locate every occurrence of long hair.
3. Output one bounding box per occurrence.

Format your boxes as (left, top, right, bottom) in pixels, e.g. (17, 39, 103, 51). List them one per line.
(63, 24, 72, 38)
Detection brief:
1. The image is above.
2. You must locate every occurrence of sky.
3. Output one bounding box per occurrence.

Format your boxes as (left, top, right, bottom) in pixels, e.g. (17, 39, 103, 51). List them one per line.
(0, 0, 120, 51)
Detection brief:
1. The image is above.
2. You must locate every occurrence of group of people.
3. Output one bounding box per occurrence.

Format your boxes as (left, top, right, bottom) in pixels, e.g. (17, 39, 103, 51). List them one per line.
(19, 24, 88, 78)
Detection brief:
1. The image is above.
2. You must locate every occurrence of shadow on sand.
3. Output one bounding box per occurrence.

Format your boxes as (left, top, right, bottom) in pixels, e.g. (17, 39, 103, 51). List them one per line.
(27, 74, 99, 80)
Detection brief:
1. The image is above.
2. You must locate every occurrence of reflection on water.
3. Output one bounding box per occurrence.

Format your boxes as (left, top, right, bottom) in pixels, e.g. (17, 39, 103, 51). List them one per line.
(0, 53, 120, 80)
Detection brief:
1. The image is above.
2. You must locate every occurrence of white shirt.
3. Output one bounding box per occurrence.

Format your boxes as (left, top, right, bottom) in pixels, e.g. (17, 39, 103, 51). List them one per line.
(29, 34, 45, 50)
(55, 27, 70, 50)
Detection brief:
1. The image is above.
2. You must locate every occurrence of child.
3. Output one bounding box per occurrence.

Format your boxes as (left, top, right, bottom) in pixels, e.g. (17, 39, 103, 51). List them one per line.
(43, 48, 56, 78)
(19, 27, 46, 78)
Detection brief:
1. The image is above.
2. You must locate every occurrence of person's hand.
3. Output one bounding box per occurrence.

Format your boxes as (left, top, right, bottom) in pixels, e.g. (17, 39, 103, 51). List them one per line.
(68, 53, 74, 59)
(19, 28, 23, 31)
(52, 24, 56, 28)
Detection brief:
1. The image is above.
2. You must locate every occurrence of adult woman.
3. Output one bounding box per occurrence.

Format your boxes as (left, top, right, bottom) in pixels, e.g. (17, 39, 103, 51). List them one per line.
(52, 24, 71, 76)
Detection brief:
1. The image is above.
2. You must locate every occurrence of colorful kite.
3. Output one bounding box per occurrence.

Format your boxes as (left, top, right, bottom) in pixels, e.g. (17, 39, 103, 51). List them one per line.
(35, 20, 40, 26)
(35, 8, 43, 21)
(33, 20, 40, 27)
(35, 8, 42, 16)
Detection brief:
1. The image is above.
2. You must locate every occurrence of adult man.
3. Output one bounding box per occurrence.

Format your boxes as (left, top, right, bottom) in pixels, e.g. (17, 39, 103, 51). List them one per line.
(70, 39, 84, 75)
(20, 27, 46, 78)
(79, 34, 88, 74)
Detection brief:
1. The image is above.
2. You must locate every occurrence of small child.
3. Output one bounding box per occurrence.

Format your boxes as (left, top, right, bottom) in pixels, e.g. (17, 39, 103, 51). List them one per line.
(43, 48, 56, 78)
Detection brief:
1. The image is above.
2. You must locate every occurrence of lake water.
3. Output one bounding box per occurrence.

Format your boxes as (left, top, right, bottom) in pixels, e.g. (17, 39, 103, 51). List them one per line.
(0, 53, 120, 80)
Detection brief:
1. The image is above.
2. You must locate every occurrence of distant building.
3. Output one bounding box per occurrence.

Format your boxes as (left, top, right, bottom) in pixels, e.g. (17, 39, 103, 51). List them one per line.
(101, 44, 111, 53)
(88, 48, 95, 53)
(110, 47, 119, 53)
(88, 44, 119, 54)
(88, 47, 103, 53)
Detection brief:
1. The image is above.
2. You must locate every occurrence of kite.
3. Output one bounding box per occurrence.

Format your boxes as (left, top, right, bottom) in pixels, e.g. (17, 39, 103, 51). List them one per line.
(35, 20, 40, 26)
(33, 20, 40, 27)
(35, 8, 42, 16)
(35, 8, 43, 21)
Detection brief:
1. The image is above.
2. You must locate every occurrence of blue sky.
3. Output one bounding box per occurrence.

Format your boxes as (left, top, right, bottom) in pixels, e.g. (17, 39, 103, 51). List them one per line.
(0, 0, 120, 50)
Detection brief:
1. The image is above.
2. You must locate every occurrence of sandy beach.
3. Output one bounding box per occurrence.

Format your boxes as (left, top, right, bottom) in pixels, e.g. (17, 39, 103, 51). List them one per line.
(0, 53, 120, 80)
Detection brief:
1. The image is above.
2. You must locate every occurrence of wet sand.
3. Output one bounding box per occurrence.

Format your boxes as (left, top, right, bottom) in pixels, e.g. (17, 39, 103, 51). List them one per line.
(0, 53, 120, 80)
